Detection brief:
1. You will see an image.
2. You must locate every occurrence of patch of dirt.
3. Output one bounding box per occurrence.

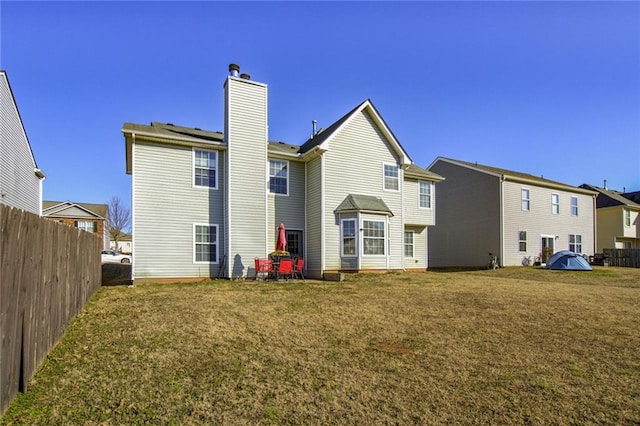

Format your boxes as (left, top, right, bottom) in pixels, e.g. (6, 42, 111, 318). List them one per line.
(101, 263, 132, 286)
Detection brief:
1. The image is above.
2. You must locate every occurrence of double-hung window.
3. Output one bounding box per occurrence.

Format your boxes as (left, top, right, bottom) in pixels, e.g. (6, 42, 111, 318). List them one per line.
(571, 197, 578, 216)
(404, 231, 414, 258)
(76, 221, 96, 233)
(363, 220, 385, 255)
(419, 181, 431, 208)
(551, 193, 559, 215)
(625, 209, 631, 227)
(194, 224, 218, 263)
(521, 189, 530, 211)
(194, 149, 217, 188)
(383, 163, 399, 191)
(269, 160, 288, 195)
(569, 234, 582, 253)
(518, 231, 527, 252)
(341, 219, 357, 257)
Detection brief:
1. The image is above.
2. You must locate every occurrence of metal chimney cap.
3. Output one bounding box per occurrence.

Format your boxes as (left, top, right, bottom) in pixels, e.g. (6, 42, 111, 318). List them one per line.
(229, 63, 240, 77)
(239, 73, 251, 80)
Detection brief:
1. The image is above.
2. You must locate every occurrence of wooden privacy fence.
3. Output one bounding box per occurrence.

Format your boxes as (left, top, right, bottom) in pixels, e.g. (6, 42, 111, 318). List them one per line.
(603, 248, 640, 268)
(0, 204, 101, 416)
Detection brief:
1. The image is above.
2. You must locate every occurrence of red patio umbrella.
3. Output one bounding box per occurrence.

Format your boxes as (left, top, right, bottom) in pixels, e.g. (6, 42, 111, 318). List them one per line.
(276, 223, 287, 253)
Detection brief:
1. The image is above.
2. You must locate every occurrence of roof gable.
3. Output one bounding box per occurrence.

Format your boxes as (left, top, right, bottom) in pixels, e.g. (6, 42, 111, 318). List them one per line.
(299, 99, 412, 165)
(43, 201, 107, 219)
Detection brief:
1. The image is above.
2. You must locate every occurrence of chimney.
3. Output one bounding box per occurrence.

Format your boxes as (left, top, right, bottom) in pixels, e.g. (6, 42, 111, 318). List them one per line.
(229, 63, 240, 77)
(604, 179, 607, 190)
(312, 120, 317, 138)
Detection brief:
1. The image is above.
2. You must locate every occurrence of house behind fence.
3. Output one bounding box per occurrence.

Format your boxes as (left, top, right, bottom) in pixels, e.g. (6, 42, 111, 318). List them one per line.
(0, 204, 102, 416)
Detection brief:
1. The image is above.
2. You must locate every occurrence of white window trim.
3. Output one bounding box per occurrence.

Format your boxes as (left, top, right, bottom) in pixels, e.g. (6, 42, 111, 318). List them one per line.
(193, 223, 219, 264)
(518, 231, 527, 252)
(521, 188, 531, 211)
(404, 230, 415, 258)
(569, 234, 582, 253)
(193, 148, 218, 190)
(362, 219, 386, 257)
(418, 181, 432, 209)
(268, 159, 289, 196)
(551, 193, 559, 215)
(340, 218, 357, 258)
(571, 196, 579, 217)
(382, 162, 400, 192)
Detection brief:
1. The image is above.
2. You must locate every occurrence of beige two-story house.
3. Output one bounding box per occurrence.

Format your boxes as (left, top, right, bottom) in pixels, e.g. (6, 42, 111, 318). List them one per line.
(427, 157, 597, 268)
(580, 184, 640, 251)
(122, 64, 443, 281)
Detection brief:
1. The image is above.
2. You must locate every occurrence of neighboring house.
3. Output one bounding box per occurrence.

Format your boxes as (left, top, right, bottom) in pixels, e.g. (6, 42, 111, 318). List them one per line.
(110, 232, 132, 254)
(579, 184, 640, 251)
(122, 64, 443, 281)
(42, 201, 110, 250)
(0, 70, 45, 215)
(427, 157, 597, 268)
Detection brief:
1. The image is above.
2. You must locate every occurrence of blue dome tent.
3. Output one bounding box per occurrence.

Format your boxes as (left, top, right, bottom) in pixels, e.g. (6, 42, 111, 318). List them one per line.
(546, 251, 592, 271)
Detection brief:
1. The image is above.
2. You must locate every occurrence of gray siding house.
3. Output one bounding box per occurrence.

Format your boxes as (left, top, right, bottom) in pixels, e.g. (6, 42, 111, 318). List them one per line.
(0, 70, 45, 215)
(427, 157, 597, 268)
(122, 64, 443, 281)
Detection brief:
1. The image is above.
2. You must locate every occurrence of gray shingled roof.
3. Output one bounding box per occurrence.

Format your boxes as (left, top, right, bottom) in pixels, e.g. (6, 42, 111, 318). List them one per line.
(439, 158, 595, 195)
(42, 201, 108, 218)
(404, 164, 444, 181)
(580, 184, 640, 209)
(334, 194, 394, 216)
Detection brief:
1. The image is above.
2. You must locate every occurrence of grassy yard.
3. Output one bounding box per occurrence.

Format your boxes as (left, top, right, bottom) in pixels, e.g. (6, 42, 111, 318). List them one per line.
(2, 267, 639, 425)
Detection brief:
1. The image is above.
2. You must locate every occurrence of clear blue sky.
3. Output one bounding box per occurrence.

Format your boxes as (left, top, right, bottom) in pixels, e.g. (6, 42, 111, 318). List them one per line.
(2, 1, 639, 208)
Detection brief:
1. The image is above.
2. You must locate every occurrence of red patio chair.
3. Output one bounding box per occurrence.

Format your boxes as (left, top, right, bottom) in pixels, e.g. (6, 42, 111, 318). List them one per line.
(277, 259, 293, 280)
(254, 258, 272, 280)
(293, 258, 305, 280)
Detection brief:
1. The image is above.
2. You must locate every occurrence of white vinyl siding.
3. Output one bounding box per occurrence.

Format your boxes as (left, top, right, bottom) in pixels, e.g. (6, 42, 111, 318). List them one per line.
(268, 159, 305, 249)
(0, 72, 42, 215)
(322, 109, 403, 271)
(403, 179, 435, 226)
(132, 141, 225, 279)
(305, 157, 323, 278)
(225, 77, 268, 277)
(503, 181, 594, 266)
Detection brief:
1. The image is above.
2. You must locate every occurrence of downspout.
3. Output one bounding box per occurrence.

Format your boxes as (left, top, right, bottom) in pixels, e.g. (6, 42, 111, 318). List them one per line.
(131, 133, 136, 283)
(386, 215, 390, 270)
(400, 167, 405, 271)
(592, 194, 597, 254)
(500, 175, 505, 267)
(321, 154, 326, 275)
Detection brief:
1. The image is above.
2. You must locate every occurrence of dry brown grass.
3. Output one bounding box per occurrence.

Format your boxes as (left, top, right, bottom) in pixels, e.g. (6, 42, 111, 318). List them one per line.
(2, 267, 639, 425)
